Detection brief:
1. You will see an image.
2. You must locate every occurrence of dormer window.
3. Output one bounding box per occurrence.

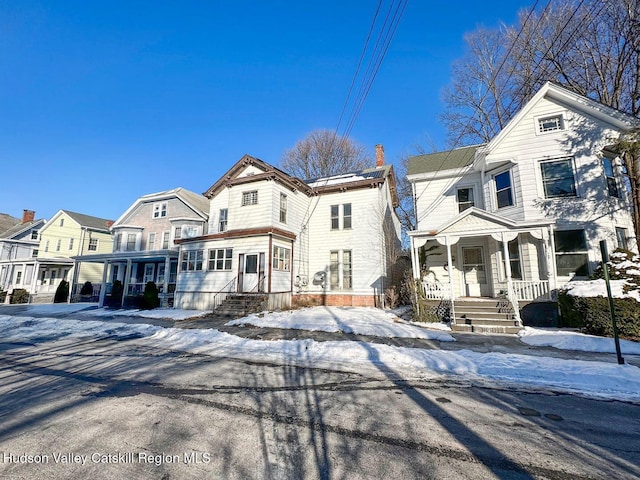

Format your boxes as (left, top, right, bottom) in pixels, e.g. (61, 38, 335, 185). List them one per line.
(153, 202, 167, 218)
(538, 114, 564, 133)
(31, 230, 38, 240)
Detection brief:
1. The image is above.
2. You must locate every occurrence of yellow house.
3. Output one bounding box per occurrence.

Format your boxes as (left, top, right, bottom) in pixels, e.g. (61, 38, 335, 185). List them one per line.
(33, 210, 114, 302)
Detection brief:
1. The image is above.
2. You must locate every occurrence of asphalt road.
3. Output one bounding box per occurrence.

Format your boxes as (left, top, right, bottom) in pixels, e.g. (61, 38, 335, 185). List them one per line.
(1, 323, 639, 480)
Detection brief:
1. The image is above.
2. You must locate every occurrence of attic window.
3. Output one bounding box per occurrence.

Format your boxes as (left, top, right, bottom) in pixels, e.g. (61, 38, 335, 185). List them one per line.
(538, 115, 564, 133)
(242, 190, 258, 206)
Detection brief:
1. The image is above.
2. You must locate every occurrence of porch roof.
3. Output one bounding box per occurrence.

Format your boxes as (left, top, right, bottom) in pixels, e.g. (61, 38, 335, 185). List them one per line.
(71, 250, 179, 264)
(409, 207, 554, 243)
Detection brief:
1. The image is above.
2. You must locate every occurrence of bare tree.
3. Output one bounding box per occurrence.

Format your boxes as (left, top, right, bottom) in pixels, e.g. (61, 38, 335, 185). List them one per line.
(441, 0, 640, 248)
(281, 129, 371, 180)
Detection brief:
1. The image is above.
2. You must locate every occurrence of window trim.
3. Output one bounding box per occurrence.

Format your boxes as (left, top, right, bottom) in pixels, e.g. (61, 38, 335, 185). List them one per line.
(553, 229, 589, 278)
(272, 246, 291, 271)
(152, 202, 168, 219)
(88, 238, 99, 251)
(456, 186, 475, 213)
(602, 157, 620, 198)
(343, 204, 352, 230)
(279, 193, 287, 224)
(330, 205, 339, 230)
(493, 169, 514, 209)
(616, 227, 628, 250)
(208, 248, 233, 271)
(241, 190, 258, 206)
(539, 157, 577, 199)
(535, 113, 565, 134)
(181, 250, 204, 272)
(147, 232, 156, 251)
(219, 208, 228, 232)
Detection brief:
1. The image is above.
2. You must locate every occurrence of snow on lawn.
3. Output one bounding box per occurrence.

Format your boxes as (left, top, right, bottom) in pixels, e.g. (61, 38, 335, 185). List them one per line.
(2, 313, 639, 401)
(564, 279, 640, 302)
(79, 307, 210, 321)
(227, 306, 455, 341)
(0, 303, 99, 314)
(519, 327, 640, 355)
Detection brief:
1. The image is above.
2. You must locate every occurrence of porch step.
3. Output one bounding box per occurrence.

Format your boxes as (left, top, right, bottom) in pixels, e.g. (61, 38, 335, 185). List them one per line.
(452, 299, 522, 334)
(214, 294, 267, 318)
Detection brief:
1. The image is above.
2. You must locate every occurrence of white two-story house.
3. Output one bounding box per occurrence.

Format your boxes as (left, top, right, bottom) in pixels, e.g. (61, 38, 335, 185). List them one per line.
(174, 147, 401, 311)
(74, 187, 209, 307)
(407, 82, 638, 332)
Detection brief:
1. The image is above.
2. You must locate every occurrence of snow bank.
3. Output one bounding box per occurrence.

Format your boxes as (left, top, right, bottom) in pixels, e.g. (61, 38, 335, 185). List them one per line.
(227, 306, 455, 341)
(519, 327, 640, 354)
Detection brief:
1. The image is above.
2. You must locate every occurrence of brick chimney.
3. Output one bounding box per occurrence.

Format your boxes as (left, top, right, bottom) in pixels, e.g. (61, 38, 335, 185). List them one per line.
(105, 220, 115, 229)
(375, 144, 384, 167)
(22, 209, 35, 223)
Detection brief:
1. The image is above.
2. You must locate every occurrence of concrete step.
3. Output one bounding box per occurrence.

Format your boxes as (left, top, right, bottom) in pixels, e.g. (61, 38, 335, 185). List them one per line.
(455, 316, 519, 326)
(452, 324, 522, 334)
(455, 311, 515, 321)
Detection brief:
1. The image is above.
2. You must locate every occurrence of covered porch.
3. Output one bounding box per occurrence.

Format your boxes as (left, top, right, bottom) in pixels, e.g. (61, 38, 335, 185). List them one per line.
(72, 251, 179, 308)
(409, 208, 558, 330)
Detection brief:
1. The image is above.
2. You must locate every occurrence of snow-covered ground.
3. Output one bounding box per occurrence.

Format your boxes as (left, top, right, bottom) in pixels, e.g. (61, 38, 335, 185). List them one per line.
(1, 305, 640, 402)
(79, 306, 209, 321)
(519, 327, 640, 355)
(564, 278, 640, 302)
(228, 306, 455, 341)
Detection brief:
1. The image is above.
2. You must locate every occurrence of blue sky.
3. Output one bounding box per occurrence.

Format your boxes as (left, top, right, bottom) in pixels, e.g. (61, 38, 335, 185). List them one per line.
(0, 1, 528, 222)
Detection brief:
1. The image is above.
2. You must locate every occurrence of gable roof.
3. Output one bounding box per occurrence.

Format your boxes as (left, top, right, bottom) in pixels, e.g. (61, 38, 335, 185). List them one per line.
(0, 213, 20, 236)
(113, 187, 209, 227)
(42, 210, 115, 233)
(0, 219, 45, 240)
(203, 154, 312, 199)
(482, 81, 640, 160)
(407, 145, 481, 176)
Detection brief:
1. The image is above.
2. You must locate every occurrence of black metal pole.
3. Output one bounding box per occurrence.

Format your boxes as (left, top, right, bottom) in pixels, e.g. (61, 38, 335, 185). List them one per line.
(599, 240, 625, 365)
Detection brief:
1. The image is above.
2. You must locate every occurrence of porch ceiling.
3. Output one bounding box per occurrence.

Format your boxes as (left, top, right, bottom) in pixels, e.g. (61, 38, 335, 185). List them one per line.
(72, 250, 179, 264)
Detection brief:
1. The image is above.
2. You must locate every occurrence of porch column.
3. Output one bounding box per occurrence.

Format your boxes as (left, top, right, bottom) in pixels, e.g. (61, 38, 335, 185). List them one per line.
(69, 259, 81, 303)
(547, 225, 558, 294)
(502, 232, 522, 326)
(445, 235, 456, 325)
(98, 260, 109, 307)
(163, 255, 170, 307)
(410, 236, 420, 281)
(122, 258, 132, 308)
(29, 260, 39, 295)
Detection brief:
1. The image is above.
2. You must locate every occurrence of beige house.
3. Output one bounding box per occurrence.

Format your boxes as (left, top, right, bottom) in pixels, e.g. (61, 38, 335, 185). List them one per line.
(34, 210, 114, 302)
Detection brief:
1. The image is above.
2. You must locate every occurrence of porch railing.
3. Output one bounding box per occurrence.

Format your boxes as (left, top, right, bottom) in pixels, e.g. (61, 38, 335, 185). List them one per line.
(208, 276, 237, 311)
(421, 280, 450, 300)
(511, 280, 552, 301)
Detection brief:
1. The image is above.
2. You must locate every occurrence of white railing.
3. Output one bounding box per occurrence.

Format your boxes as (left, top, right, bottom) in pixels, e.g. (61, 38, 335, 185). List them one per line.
(511, 280, 551, 301)
(421, 281, 451, 300)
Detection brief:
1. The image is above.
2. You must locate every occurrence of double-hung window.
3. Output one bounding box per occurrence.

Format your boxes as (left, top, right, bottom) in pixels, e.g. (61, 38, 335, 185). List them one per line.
(343, 204, 352, 229)
(219, 209, 228, 232)
(540, 158, 576, 198)
(68, 238, 74, 251)
(126, 233, 136, 251)
(554, 230, 589, 277)
(162, 231, 170, 249)
(181, 250, 204, 272)
(494, 171, 514, 208)
(602, 157, 619, 198)
(208, 248, 232, 271)
(457, 187, 474, 212)
(330, 205, 339, 230)
(616, 227, 628, 250)
(502, 239, 522, 280)
(88, 238, 98, 251)
(330, 204, 352, 230)
(279, 194, 287, 224)
(147, 232, 156, 250)
(329, 250, 352, 290)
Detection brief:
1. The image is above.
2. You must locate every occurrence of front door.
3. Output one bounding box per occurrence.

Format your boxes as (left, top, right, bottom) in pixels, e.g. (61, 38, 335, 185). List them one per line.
(462, 246, 489, 297)
(238, 253, 265, 292)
